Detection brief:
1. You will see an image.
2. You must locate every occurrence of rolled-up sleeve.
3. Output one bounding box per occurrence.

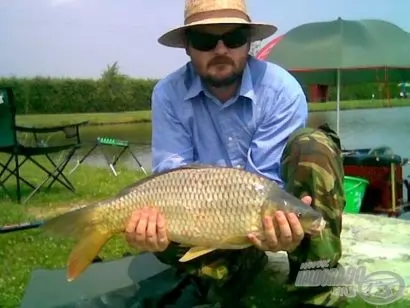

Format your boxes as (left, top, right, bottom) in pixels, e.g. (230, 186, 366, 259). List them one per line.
(151, 83, 194, 173)
(245, 86, 308, 186)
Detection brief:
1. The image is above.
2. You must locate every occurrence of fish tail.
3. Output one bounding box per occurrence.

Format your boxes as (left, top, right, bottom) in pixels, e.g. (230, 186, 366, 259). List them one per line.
(66, 228, 111, 281)
(42, 205, 113, 281)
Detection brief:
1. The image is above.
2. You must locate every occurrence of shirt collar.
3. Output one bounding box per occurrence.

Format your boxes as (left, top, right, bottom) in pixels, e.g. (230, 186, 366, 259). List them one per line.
(184, 60, 255, 103)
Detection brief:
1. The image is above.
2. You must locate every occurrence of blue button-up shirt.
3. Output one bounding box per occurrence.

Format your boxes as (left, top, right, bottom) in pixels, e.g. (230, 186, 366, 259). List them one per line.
(151, 56, 308, 187)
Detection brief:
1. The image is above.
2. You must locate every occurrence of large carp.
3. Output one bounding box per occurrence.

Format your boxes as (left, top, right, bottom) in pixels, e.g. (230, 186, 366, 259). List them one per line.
(42, 165, 326, 281)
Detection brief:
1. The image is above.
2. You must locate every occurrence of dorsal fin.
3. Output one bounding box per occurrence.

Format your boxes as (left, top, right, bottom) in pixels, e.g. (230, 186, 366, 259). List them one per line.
(177, 163, 217, 169)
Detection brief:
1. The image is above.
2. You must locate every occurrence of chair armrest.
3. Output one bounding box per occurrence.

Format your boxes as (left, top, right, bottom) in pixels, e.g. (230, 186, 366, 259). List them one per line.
(16, 120, 89, 146)
(16, 120, 89, 134)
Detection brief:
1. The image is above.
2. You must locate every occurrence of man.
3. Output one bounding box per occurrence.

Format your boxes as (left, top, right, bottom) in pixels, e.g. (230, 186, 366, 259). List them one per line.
(125, 0, 346, 307)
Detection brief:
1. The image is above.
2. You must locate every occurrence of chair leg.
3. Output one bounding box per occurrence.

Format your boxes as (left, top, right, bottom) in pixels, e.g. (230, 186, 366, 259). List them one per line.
(43, 151, 76, 191)
(2, 157, 37, 189)
(0, 155, 38, 203)
(0, 162, 11, 198)
(0, 157, 13, 199)
(14, 154, 21, 204)
(23, 149, 77, 198)
(21, 157, 76, 204)
(1, 149, 79, 204)
(0, 181, 7, 195)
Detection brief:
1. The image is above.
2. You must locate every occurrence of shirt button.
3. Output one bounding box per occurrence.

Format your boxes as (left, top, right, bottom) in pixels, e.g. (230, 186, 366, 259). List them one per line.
(228, 136, 233, 141)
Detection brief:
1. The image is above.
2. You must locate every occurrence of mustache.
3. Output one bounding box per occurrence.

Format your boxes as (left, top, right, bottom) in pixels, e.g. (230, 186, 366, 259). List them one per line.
(208, 56, 234, 67)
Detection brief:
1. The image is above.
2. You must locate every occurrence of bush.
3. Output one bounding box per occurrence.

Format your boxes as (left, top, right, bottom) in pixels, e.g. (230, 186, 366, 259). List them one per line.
(0, 61, 399, 114)
(0, 63, 159, 115)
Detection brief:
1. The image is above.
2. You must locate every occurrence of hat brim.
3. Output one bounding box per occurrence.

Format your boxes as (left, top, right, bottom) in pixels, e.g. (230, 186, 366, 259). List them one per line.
(158, 18, 278, 48)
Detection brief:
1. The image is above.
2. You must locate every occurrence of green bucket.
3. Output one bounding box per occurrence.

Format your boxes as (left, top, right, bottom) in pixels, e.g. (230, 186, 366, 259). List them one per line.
(343, 176, 369, 213)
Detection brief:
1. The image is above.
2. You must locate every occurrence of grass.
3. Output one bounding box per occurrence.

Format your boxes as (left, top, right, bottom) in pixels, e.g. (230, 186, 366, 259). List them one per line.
(0, 157, 145, 308)
(308, 98, 410, 112)
(1, 157, 409, 307)
(15, 110, 152, 127)
(15, 99, 410, 127)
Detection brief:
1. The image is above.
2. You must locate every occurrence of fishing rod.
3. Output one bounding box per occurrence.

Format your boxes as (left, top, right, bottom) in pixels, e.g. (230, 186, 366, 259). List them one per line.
(0, 220, 44, 234)
(0, 218, 135, 264)
(0, 204, 88, 235)
(0, 219, 110, 264)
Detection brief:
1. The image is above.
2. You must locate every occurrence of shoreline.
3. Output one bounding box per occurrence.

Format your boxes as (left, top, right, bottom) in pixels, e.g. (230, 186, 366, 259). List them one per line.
(16, 99, 410, 126)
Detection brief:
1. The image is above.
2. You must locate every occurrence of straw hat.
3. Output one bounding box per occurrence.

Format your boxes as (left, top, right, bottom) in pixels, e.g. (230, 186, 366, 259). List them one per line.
(158, 0, 277, 48)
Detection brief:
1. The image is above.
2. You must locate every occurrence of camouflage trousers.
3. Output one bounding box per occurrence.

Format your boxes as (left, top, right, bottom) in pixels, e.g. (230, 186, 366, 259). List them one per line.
(141, 124, 346, 308)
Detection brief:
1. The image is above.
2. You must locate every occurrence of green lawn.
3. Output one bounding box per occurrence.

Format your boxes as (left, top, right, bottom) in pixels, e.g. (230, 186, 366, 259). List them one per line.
(0, 159, 145, 308)
(14, 99, 410, 127)
(16, 110, 152, 126)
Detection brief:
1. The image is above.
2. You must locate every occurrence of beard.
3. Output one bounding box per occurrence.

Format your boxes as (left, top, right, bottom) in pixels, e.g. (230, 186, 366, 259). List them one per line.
(200, 70, 243, 88)
(197, 55, 245, 88)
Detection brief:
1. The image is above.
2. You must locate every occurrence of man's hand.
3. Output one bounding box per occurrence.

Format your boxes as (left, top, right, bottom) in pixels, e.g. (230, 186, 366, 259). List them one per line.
(125, 207, 170, 252)
(248, 196, 312, 253)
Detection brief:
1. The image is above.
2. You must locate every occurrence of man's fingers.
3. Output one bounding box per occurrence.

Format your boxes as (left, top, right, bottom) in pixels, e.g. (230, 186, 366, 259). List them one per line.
(263, 215, 278, 250)
(276, 212, 293, 246)
(301, 196, 312, 206)
(125, 210, 140, 234)
(135, 208, 149, 246)
(125, 210, 140, 247)
(145, 208, 159, 251)
(156, 213, 168, 251)
(287, 213, 304, 242)
(247, 234, 263, 250)
(123, 207, 170, 253)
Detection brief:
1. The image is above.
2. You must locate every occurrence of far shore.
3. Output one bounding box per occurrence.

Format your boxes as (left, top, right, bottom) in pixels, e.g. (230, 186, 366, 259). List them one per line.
(16, 98, 410, 126)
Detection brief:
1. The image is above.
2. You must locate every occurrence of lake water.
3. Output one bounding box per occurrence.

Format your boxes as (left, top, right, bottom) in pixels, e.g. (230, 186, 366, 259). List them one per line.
(65, 107, 410, 173)
(35, 106, 410, 202)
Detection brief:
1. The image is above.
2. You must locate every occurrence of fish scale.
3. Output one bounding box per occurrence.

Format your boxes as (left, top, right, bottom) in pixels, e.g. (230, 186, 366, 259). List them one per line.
(42, 164, 326, 282)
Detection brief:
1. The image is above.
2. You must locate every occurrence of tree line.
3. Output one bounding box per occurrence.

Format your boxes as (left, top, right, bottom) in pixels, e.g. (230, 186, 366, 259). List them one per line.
(0, 62, 399, 115)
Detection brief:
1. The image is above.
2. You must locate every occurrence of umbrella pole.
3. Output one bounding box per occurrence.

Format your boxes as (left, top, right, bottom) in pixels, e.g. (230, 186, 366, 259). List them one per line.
(336, 69, 341, 134)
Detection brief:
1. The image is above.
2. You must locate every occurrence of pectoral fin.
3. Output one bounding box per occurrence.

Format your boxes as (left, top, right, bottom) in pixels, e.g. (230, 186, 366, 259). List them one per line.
(179, 246, 217, 262)
(178, 236, 252, 262)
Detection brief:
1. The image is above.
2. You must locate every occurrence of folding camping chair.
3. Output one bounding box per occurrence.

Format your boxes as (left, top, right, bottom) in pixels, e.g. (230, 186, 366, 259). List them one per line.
(70, 136, 147, 176)
(0, 87, 88, 204)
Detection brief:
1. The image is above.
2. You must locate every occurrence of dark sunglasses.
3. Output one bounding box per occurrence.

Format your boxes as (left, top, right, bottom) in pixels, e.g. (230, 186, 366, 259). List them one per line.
(185, 26, 250, 51)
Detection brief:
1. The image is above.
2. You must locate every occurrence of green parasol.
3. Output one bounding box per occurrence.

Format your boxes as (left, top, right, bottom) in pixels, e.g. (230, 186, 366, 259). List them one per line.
(266, 17, 410, 133)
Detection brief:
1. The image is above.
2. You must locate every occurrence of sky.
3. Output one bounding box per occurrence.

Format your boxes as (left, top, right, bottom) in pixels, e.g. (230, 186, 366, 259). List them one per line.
(0, 0, 409, 79)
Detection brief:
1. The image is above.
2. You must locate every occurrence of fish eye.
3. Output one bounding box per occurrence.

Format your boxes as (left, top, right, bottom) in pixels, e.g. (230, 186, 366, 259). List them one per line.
(296, 212, 302, 218)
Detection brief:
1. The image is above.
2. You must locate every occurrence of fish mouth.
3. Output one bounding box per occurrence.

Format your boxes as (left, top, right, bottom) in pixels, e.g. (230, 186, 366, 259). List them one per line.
(308, 217, 327, 236)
